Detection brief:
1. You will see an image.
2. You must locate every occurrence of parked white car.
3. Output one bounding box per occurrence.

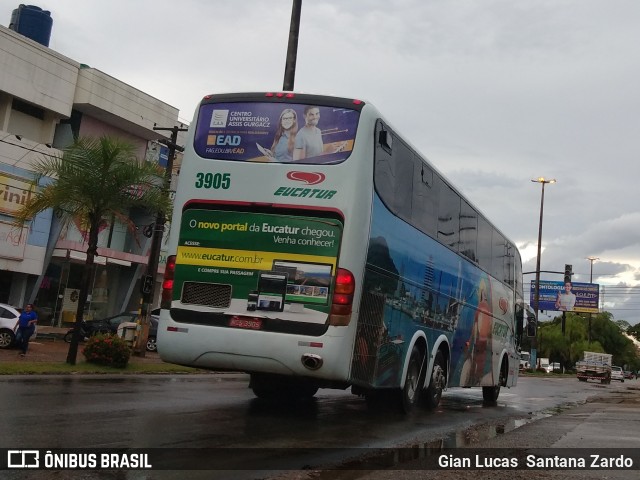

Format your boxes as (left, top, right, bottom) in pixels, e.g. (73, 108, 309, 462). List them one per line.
(548, 362, 561, 373)
(0, 303, 38, 349)
(541, 360, 561, 373)
(611, 365, 625, 382)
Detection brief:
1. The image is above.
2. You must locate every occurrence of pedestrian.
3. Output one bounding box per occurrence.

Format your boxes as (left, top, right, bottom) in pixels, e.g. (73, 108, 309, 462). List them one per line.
(14, 303, 38, 357)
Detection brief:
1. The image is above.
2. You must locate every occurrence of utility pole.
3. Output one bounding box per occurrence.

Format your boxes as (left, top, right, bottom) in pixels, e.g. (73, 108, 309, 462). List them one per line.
(586, 256, 599, 344)
(561, 264, 572, 336)
(530, 177, 555, 369)
(133, 124, 187, 356)
(283, 0, 302, 91)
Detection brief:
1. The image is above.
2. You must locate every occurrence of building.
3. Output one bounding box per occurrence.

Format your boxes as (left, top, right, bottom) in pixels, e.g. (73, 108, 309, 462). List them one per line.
(0, 6, 183, 325)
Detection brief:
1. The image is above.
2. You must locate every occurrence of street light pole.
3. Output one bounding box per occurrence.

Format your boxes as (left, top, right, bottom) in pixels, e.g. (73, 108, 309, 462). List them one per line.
(283, 0, 302, 91)
(586, 256, 599, 344)
(531, 177, 556, 365)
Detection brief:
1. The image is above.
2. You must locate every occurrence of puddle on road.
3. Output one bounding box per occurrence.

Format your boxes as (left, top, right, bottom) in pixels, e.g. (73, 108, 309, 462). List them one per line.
(431, 413, 550, 448)
(297, 412, 555, 480)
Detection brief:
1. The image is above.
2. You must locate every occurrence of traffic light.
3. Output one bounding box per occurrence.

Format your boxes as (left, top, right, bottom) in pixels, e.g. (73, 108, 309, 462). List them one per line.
(526, 314, 538, 337)
(564, 264, 573, 283)
(140, 274, 154, 295)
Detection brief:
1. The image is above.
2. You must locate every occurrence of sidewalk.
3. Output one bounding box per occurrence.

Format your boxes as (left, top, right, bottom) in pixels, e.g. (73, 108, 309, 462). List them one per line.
(338, 385, 640, 480)
(0, 326, 164, 364)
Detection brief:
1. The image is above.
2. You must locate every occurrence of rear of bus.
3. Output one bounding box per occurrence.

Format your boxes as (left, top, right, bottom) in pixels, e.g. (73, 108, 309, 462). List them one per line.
(158, 93, 373, 388)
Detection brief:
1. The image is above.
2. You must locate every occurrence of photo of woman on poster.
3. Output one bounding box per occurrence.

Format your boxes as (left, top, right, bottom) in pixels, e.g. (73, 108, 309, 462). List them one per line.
(555, 281, 576, 311)
(257, 108, 299, 162)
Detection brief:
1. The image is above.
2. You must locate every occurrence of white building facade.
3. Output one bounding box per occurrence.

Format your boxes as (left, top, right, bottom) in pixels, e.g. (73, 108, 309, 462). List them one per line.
(0, 22, 181, 324)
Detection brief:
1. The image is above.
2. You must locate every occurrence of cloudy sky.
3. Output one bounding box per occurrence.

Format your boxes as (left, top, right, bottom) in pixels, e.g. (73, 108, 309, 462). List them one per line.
(2, 0, 640, 324)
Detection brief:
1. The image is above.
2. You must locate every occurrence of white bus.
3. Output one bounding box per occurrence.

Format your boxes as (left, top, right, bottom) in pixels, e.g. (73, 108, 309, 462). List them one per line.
(158, 92, 524, 412)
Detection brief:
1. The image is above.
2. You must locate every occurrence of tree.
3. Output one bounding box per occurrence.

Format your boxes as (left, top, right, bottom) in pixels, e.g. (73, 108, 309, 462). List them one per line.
(628, 323, 640, 341)
(517, 310, 639, 372)
(590, 313, 634, 365)
(13, 136, 171, 364)
(615, 319, 631, 332)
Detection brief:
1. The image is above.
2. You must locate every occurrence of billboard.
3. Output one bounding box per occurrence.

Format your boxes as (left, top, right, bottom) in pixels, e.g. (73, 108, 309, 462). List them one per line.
(530, 280, 599, 313)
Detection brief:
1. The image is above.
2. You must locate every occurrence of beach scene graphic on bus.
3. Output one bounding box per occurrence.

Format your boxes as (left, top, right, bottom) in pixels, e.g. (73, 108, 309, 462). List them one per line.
(353, 194, 508, 388)
(174, 209, 342, 323)
(194, 102, 360, 165)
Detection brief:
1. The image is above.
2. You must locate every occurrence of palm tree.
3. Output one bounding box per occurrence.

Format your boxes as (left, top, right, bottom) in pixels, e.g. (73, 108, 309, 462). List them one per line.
(13, 135, 172, 364)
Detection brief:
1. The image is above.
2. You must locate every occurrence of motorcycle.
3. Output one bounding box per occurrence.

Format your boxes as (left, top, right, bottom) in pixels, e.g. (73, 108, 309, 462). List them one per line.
(63, 320, 108, 343)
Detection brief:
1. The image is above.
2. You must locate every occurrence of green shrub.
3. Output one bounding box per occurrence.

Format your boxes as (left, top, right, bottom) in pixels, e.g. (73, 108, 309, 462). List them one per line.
(82, 333, 130, 368)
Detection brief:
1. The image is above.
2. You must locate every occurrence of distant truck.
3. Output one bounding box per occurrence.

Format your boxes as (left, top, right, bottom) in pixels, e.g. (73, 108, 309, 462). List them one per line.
(576, 351, 613, 384)
(519, 351, 531, 370)
(539, 357, 550, 372)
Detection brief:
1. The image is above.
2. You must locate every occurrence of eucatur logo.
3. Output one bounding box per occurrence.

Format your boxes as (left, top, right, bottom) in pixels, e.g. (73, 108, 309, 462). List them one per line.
(286, 171, 326, 185)
(499, 297, 509, 314)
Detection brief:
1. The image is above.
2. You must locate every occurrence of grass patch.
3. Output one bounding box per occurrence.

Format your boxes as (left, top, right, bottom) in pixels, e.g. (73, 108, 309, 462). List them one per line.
(0, 361, 205, 375)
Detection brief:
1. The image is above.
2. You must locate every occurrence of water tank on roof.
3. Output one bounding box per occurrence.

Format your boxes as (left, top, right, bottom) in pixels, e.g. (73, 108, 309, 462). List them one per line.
(9, 4, 52, 47)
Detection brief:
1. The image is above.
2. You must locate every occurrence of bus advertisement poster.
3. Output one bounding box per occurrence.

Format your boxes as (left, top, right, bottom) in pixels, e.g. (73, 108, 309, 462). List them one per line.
(194, 101, 360, 164)
(529, 280, 599, 313)
(174, 209, 341, 321)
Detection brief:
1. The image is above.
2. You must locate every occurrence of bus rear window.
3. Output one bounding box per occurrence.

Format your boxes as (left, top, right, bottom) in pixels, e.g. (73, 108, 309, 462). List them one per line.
(194, 102, 360, 164)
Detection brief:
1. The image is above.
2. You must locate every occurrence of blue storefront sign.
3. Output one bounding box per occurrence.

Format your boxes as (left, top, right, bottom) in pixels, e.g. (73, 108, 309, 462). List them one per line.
(158, 145, 169, 167)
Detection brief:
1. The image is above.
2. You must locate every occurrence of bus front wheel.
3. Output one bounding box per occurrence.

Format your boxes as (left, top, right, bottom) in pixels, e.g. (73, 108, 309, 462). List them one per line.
(482, 359, 506, 404)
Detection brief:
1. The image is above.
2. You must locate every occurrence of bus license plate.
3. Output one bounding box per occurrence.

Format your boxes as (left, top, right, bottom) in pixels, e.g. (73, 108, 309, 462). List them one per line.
(229, 317, 262, 330)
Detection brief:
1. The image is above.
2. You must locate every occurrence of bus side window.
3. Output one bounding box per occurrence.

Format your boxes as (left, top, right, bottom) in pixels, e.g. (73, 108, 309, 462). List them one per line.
(374, 122, 395, 208)
(504, 242, 515, 288)
(459, 200, 478, 262)
(477, 216, 492, 273)
(412, 160, 437, 237)
(492, 231, 506, 282)
(437, 179, 460, 251)
(378, 128, 393, 153)
(374, 121, 413, 223)
(514, 249, 523, 293)
(392, 140, 414, 222)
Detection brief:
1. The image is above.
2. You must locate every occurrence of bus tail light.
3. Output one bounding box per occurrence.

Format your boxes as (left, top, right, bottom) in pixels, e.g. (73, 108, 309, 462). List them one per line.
(329, 268, 355, 326)
(265, 92, 295, 98)
(161, 255, 176, 309)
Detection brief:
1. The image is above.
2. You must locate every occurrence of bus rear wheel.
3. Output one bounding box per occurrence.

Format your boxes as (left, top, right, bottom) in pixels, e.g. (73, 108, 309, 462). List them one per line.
(396, 344, 426, 414)
(423, 350, 446, 409)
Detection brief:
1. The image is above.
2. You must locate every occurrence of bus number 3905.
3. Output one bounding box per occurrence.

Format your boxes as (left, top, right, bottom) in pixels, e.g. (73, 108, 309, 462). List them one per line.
(195, 172, 231, 189)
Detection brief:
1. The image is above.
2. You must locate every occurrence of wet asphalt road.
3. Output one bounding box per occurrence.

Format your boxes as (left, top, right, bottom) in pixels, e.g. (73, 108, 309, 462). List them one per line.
(1, 375, 624, 450)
